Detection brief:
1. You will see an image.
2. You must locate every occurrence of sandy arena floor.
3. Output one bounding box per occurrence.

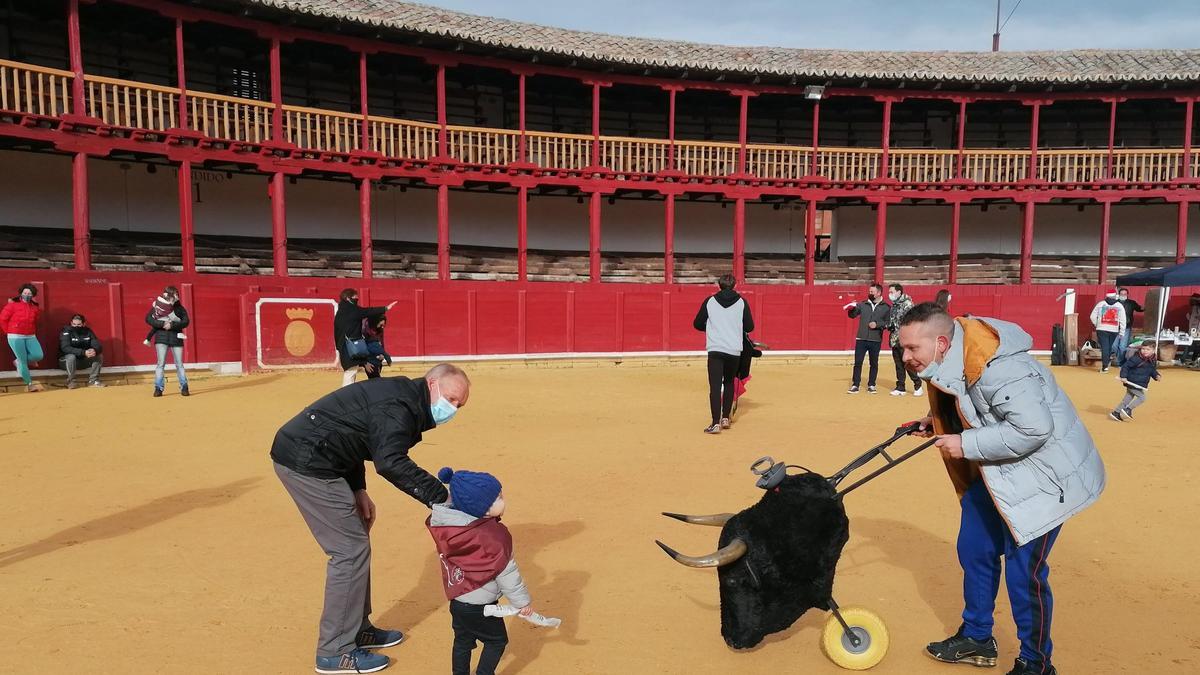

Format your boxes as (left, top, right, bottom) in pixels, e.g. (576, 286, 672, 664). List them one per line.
(1, 360, 1196, 674)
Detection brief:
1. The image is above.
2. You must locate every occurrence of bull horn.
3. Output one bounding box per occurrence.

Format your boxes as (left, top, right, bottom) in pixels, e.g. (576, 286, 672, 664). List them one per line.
(655, 538, 747, 568)
(662, 512, 735, 527)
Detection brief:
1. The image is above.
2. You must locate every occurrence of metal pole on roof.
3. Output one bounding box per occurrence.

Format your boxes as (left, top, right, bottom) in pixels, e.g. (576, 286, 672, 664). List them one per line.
(992, 0, 1001, 51)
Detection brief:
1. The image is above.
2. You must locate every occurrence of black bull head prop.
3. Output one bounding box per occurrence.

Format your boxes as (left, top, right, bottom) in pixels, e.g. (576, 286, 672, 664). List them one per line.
(656, 425, 936, 650)
(657, 470, 849, 649)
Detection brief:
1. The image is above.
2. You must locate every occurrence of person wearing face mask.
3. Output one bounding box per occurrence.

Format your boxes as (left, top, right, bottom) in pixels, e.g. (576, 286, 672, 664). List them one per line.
(58, 313, 105, 389)
(843, 282, 891, 394)
(884, 283, 923, 397)
(0, 283, 45, 392)
(898, 303, 1104, 675)
(271, 363, 470, 674)
(335, 288, 397, 388)
(1113, 288, 1143, 366)
(1088, 290, 1126, 373)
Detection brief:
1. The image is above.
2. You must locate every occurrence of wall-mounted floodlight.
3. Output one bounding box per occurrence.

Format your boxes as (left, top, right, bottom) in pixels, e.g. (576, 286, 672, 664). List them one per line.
(804, 85, 825, 100)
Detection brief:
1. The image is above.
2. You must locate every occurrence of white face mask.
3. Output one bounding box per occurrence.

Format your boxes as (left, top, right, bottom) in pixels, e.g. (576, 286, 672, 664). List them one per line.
(888, 291, 900, 302)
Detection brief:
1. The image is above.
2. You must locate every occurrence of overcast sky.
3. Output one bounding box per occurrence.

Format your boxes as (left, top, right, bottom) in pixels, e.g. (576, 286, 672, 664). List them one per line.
(422, 1, 1200, 52)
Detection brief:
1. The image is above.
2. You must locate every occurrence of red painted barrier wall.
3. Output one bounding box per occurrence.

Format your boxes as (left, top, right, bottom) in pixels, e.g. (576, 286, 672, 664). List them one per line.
(2, 269, 1196, 371)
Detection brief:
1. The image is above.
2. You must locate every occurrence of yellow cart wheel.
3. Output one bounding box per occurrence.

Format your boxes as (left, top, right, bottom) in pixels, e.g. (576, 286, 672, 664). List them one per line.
(820, 606, 889, 670)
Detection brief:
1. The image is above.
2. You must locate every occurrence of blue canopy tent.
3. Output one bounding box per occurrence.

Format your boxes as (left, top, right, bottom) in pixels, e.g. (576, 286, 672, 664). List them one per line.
(1116, 258, 1200, 341)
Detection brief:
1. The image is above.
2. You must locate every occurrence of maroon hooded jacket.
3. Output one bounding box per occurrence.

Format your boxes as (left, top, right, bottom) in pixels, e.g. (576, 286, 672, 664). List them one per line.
(426, 512, 514, 600)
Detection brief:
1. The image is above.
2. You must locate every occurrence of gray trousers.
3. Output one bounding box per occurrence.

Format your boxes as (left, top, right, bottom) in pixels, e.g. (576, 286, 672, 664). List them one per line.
(60, 354, 102, 385)
(1117, 385, 1147, 412)
(274, 462, 373, 657)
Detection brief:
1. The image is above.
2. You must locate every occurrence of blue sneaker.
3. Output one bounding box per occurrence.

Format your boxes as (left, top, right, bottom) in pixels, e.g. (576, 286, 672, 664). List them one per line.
(357, 626, 405, 649)
(315, 648, 389, 674)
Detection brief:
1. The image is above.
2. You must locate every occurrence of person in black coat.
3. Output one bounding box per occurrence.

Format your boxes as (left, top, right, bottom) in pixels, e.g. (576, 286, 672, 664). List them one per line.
(335, 288, 396, 387)
(843, 283, 891, 394)
(271, 363, 470, 671)
(58, 313, 105, 389)
(144, 285, 190, 397)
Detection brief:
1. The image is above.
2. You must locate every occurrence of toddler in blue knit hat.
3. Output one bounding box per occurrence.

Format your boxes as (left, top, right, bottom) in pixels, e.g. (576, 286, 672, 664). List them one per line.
(426, 467, 555, 675)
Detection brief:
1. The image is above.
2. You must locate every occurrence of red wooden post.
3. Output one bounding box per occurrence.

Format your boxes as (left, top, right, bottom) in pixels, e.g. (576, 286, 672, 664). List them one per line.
(437, 183, 450, 280)
(733, 197, 746, 281)
(949, 201, 961, 284)
(1027, 102, 1041, 181)
(878, 99, 893, 180)
(589, 191, 602, 282)
(67, 0, 84, 116)
(737, 93, 749, 175)
(270, 172, 287, 276)
(175, 19, 188, 128)
(359, 52, 369, 151)
(664, 193, 675, 283)
(179, 160, 195, 273)
(591, 82, 601, 167)
(1020, 200, 1035, 284)
(517, 72, 527, 164)
(437, 63, 448, 158)
(1177, 200, 1190, 264)
(1183, 99, 1195, 179)
(360, 178, 373, 279)
(269, 38, 282, 142)
(1098, 200, 1111, 284)
(804, 199, 816, 285)
(72, 152, 90, 270)
(1106, 99, 1117, 179)
(517, 186, 528, 281)
(107, 282, 124, 366)
(809, 101, 820, 177)
(955, 100, 968, 179)
(666, 87, 677, 171)
(873, 200, 887, 282)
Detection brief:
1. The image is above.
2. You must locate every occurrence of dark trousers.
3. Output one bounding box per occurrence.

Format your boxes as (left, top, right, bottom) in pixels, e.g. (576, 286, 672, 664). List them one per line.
(852, 339, 881, 387)
(1097, 330, 1118, 368)
(959, 480, 1061, 669)
(450, 600, 508, 675)
(707, 352, 739, 424)
(890, 345, 921, 391)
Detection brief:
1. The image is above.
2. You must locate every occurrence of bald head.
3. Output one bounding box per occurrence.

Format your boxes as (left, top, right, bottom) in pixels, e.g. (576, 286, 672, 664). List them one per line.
(425, 363, 470, 409)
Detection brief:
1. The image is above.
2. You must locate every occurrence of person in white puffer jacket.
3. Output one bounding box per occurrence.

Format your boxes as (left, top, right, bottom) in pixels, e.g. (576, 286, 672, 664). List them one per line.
(1089, 290, 1126, 373)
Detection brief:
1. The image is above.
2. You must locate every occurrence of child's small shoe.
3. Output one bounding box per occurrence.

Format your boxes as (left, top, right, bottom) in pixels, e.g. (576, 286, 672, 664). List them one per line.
(1108, 410, 1123, 422)
(143, 339, 150, 346)
(1119, 408, 1134, 421)
(177, 333, 187, 340)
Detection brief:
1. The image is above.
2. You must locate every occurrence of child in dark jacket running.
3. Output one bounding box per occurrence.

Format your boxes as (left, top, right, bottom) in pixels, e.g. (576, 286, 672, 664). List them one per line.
(427, 467, 552, 675)
(1110, 341, 1161, 422)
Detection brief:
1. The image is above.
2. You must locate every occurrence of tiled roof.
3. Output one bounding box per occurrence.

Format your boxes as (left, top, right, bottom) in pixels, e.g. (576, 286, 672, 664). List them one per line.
(241, 1, 1200, 85)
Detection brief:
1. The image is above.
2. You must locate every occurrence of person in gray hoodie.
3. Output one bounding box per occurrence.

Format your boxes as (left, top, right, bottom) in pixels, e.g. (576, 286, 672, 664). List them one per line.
(693, 274, 754, 434)
(844, 283, 891, 394)
(427, 467, 534, 675)
(897, 302, 1105, 675)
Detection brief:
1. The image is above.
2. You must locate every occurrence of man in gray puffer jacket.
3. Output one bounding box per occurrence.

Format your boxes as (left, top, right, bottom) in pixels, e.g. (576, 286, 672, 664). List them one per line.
(897, 302, 1105, 675)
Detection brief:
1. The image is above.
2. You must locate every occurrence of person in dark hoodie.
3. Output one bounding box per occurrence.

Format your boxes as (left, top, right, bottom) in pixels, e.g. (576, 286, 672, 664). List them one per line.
(271, 363, 470, 675)
(427, 467, 538, 675)
(58, 313, 105, 389)
(1114, 287, 1143, 366)
(1110, 341, 1161, 422)
(844, 283, 890, 394)
(693, 274, 754, 434)
(335, 288, 397, 388)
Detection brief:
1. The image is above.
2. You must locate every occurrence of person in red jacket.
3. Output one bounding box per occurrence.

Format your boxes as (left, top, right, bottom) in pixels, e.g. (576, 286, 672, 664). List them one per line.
(0, 283, 45, 392)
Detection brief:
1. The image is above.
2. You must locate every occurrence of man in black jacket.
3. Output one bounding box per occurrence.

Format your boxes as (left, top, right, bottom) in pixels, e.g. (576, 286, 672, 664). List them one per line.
(1115, 287, 1144, 366)
(843, 283, 891, 394)
(335, 288, 397, 388)
(58, 313, 104, 389)
(272, 363, 469, 674)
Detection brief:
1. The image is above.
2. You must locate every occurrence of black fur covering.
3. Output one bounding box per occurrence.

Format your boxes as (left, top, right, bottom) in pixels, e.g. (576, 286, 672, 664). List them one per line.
(716, 472, 849, 649)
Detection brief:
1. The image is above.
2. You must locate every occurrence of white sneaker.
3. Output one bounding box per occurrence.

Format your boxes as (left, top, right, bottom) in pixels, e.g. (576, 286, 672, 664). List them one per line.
(867, 386, 878, 394)
(890, 389, 906, 397)
(847, 385, 860, 394)
(913, 386, 925, 397)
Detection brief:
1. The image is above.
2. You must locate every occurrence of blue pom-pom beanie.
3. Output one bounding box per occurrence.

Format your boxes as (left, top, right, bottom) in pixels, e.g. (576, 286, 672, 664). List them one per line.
(438, 467, 501, 518)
